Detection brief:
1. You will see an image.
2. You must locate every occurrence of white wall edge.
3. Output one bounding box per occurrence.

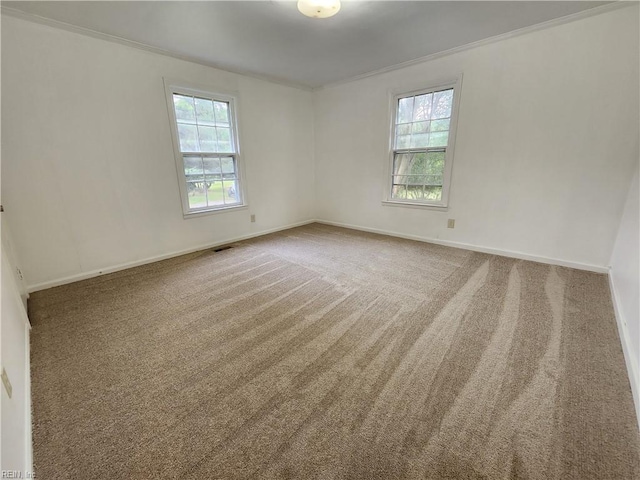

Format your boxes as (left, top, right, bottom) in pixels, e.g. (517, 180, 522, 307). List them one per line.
(24, 322, 33, 476)
(315, 219, 610, 273)
(1, 248, 34, 474)
(27, 220, 316, 293)
(608, 269, 640, 429)
(1, 253, 32, 328)
(0, 6, 313, 93)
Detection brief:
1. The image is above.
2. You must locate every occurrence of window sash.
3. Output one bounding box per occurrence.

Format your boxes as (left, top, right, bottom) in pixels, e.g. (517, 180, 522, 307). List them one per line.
(390, 148, 446, 202)
(183, 153, 242, 211)
(173, 93, 236, 155)
(181, 153, 242, 208)
(393, 88, 453, 151)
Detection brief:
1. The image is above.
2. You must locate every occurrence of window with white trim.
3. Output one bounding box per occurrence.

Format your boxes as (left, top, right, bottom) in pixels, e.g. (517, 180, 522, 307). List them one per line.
(165, 82, 245, 216)
(387, 80, 460, 208)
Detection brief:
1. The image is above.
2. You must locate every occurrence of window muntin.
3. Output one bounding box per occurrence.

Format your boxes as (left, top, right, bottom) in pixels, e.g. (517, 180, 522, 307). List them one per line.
(389, 84, 457, 206)
(167, 85, 244, 215)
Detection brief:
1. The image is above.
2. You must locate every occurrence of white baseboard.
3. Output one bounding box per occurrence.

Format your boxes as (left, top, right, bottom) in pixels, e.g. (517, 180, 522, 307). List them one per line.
(28, 217, 610, 290)
(315, 219, 609, 273)
(608, 271, 640, 429)
(27, 219, 316, 293)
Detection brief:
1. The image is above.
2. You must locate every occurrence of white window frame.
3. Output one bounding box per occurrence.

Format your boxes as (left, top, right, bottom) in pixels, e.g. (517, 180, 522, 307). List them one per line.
(164, 78, 248, 218)
(383, 75, 463, 210)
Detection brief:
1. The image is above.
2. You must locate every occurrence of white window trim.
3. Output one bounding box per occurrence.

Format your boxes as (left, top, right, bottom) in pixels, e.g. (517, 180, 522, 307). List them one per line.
(163, 78, 248, 218)
(382, 75, 463, 210)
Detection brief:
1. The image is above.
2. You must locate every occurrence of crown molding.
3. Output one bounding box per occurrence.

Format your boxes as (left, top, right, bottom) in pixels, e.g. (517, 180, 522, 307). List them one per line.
(315, 1, 635, 91)
(2, 1, 634, 93)
(0, 5, 314, 92)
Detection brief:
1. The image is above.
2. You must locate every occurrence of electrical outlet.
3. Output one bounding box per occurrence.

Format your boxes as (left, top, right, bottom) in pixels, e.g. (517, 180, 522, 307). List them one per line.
(16, 268, 23, 280)
(2, 368, 12, 399)
(447, 219, 455, 229)
(250, 214, 256, 223)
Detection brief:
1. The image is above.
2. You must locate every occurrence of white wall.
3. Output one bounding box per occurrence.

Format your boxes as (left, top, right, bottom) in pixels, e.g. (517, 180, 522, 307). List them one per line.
(1, 15, 33, 473)
(314, 5, 639, 271)
(0, 243, 32, 475)
(610, 163, 640, 424)
(1, 15, 315, 290)
(1, 222, 29, 310)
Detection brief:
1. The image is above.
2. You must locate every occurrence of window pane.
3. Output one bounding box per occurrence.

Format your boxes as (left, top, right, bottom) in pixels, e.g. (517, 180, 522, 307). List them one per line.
(411, 121, 429, 134)
(430, 119, 450, 132)
(198, 126, 217, 152)
(173, 95, 196, 123)
(203, 157, 221, 176)
(392, 184, 408, 199)
(413, 94, 432, 121)
(206, 179, 225, 206)
(406, 185, 425, 200)
(397, 97, 414, 124)
(177, 124, 199, 152)
(187, 180, 207, 209)
(409, 152, 427, 173)
(411, 153, 433, 180)
(396, 123, 411, 135)
(393, 154, 412, 175)
(432, 89, 453, 119)
(425, 186, 443, 201)
(408, 175, 427, 185)
(410, 133, 429, 148)
(221, 156, 236, 176)
(214, 101, 230, 125)
(428, 131, 449, 147)
(223, 180, 239, 204)
(425, 175, 442, 186)
(194, 97, 215, 125)
(217, 127, 232, 152)
(395, 135, 411, 149)
(183, 156, 204, 179)
(392, 174, 409, 185)
(426, 151, 446, 178)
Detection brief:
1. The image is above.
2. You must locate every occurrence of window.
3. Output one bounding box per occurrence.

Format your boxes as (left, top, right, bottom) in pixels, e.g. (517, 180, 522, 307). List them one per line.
(165, 80, 245, 216)
(386, 78, 461, 208)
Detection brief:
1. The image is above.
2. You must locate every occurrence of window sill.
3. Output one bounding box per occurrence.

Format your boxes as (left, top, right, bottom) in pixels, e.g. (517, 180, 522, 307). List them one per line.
(183, 204, 248, 219)
(381, 200, 448, 212)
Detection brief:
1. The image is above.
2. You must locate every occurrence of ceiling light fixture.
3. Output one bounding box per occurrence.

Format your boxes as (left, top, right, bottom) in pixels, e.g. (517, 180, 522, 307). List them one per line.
(297, 0, 341, 19)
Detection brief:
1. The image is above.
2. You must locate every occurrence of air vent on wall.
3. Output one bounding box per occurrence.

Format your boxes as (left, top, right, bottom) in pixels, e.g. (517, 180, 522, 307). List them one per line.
(212, 245, 234, 253)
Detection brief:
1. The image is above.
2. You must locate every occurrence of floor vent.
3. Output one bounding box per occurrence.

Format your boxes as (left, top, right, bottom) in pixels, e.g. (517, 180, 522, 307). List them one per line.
(213, 245, 234, 253)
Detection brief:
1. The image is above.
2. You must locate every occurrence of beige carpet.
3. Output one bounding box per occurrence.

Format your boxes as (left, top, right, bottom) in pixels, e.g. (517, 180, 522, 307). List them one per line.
(29, 223, 639, 479)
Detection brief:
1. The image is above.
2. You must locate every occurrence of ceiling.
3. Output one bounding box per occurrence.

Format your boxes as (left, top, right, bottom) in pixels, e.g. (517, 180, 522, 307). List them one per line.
(2, 1, 613, 89)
